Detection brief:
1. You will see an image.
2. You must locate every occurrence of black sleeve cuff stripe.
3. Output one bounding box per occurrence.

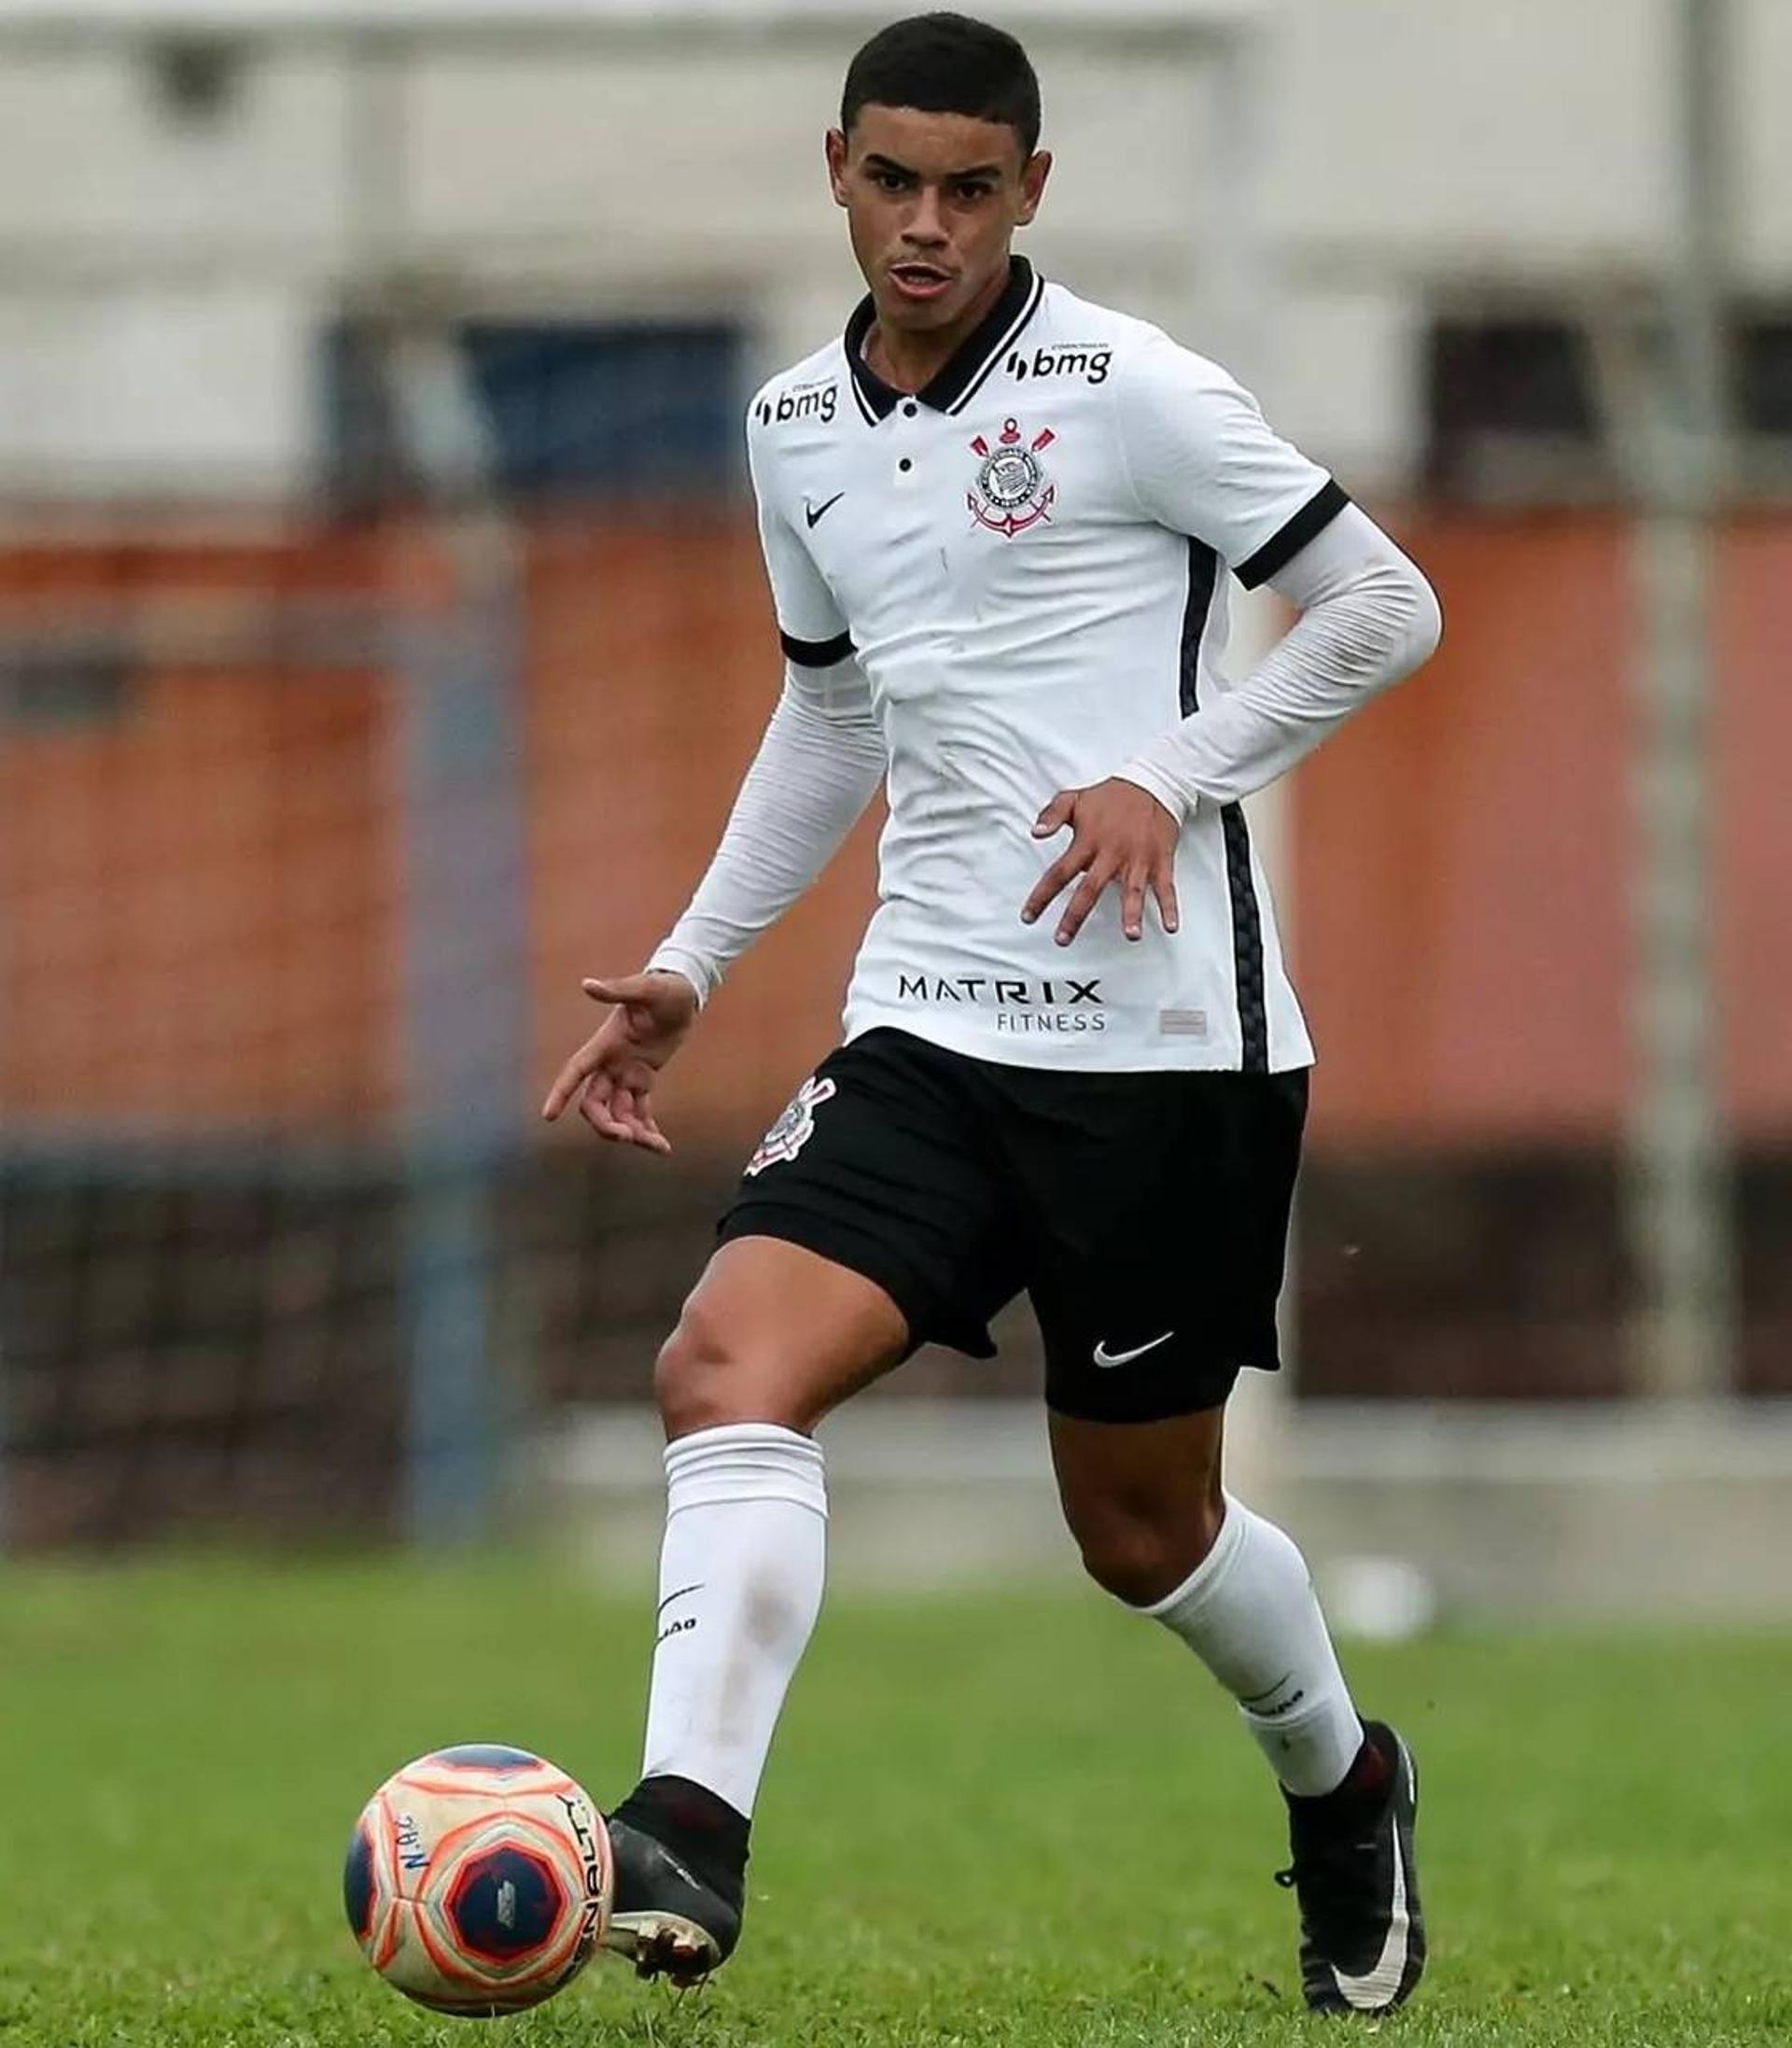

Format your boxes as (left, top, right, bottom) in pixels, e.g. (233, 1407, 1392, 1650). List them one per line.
(1234, 479, 1352, 591)
(780, 627, 855, 667)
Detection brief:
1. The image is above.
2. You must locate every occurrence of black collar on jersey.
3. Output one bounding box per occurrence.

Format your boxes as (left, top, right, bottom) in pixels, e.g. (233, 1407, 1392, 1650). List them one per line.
(844, 256, 1045, 425)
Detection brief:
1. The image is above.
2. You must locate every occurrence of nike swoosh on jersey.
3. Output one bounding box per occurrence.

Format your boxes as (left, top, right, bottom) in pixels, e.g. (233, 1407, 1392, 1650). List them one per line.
(1091, 1330, 1174, 1368)
(1331, 1754, 1412, 2010)
(804, 493, 845, 528)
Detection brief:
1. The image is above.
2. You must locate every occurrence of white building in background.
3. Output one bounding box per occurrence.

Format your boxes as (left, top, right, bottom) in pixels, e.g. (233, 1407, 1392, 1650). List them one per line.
(0, 0, 1788, 498)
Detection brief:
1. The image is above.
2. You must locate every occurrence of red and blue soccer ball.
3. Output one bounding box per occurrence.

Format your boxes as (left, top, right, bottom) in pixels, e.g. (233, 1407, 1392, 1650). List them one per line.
(343, 1745, 612, 2016)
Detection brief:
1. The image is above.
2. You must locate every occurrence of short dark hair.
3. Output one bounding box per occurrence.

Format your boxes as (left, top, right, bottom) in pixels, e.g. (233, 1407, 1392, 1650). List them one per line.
(842, 13, 1041, 160)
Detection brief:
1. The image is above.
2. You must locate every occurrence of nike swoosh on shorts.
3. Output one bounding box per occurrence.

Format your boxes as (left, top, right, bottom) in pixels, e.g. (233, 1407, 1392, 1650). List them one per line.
(1091, 1331, 1174, 1368)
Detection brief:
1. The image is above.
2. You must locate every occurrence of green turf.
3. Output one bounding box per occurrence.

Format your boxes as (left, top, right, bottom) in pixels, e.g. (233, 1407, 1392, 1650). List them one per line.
(0, 1557, 1786, 2045)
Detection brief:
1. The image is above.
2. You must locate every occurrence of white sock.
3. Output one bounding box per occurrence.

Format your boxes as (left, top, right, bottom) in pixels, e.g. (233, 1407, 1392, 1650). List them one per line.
(1142, 1494, 1365, 1797)
(639, 1422, 827, 1818)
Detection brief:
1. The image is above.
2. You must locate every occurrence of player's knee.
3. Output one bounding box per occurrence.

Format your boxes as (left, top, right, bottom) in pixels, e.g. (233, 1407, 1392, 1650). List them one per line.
(1071, 1492, 1226, 1607)
(653, 1300, 800, 1439)
(653, 1306, 744, 1438)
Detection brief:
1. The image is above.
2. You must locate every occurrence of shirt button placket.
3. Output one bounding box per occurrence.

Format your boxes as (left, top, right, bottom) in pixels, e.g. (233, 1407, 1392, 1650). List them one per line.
(896, 400, 921, 485)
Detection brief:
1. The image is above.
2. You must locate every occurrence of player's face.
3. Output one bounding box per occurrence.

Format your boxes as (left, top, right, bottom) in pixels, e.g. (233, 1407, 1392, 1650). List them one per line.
(827, 105, 1051, 336)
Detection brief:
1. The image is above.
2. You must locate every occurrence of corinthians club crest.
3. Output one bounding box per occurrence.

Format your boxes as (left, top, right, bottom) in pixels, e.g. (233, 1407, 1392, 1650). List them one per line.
(745, 1075, 837, 1177)
(967, 416, 1057, 538)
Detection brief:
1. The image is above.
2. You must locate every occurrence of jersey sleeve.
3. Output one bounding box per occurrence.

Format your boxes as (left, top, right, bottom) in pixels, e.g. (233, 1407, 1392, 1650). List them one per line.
(1114, 330, 1349, 588)
(746, 410, 853, 666)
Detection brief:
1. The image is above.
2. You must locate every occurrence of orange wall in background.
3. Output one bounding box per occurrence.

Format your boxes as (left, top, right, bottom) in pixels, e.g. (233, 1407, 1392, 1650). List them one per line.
(2, 511, 1786, 1149)
(1715, 520, 1792, 1131)
(1292, 516, 1633, 1144)
(0, 537, 398, 1131)
(1292, 512, 1792, 1147)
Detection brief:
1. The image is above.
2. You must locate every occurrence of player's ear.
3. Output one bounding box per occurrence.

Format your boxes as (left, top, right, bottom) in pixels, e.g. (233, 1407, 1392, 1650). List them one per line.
(825, 127, 851, 208)
(1015, 148, 1052, 228)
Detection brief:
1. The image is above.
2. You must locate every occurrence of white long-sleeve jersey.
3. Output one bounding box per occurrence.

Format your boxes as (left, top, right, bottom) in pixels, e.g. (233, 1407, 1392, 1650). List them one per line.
(650, 260, 1440, 1072)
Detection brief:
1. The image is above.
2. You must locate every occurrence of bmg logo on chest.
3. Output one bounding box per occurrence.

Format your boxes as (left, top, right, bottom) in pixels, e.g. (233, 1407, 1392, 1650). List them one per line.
(756, 380, 838, 428)
(1006, 343, 1112, 386)
(967, 418, 1057, 539)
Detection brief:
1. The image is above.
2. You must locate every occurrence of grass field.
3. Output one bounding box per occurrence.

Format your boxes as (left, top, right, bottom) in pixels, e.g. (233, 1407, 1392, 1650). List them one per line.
(0, 1557, 1786, 2046)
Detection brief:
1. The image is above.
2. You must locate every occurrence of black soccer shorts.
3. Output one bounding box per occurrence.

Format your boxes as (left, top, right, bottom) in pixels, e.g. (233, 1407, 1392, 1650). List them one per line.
(716, 1027, 1309, 1423)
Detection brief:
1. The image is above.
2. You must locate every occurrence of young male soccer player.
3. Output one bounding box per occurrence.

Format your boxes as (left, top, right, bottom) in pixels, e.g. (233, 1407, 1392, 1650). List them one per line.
(543, 11, 1441, 2016)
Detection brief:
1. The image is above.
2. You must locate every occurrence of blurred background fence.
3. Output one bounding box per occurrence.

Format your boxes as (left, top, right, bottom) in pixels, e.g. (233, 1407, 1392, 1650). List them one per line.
(1, 2, 1788, 1603)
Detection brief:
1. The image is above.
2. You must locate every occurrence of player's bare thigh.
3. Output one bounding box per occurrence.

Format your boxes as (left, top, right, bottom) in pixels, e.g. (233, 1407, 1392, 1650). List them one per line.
(1048, 1407, 1227, 1606)
(655, 1235, 911, 1442)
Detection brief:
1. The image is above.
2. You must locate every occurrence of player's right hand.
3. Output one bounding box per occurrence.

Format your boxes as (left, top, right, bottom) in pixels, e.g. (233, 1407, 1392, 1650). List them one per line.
(540, 971, 700, 1154)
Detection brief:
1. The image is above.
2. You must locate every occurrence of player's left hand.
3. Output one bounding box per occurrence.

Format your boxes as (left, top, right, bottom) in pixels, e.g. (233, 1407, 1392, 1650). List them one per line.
(1022, 778, 1182, 946)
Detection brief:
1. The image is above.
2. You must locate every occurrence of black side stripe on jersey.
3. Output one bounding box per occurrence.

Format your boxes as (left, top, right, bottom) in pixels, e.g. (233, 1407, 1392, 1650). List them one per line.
(1180, 537, 1269, 1073)
(1220, 807, 1269, 1073)
(780, 627, 854, 667)
(1235, 478, 1351, 590)
(1177, 541, 1219, 720)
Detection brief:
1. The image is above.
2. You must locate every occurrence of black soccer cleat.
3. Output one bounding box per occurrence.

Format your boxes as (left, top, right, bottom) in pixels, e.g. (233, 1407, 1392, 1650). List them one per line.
(602, 1785, 746, 1987)
(1276, 1720, 1424, 2016)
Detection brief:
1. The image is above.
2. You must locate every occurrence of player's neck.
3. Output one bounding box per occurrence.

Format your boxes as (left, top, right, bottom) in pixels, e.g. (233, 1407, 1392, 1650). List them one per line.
(862, 258, 1015, 395)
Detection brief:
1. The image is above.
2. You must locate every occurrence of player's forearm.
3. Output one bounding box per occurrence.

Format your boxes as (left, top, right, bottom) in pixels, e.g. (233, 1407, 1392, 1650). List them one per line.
(646, 673, 885, 1005)
(1118, 509, 1441, 818)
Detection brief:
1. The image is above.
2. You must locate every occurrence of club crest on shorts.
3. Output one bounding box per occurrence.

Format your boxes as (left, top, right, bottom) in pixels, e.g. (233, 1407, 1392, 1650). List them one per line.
(745, 1075, 837, 1176)
(967, 416, 1057, 538)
